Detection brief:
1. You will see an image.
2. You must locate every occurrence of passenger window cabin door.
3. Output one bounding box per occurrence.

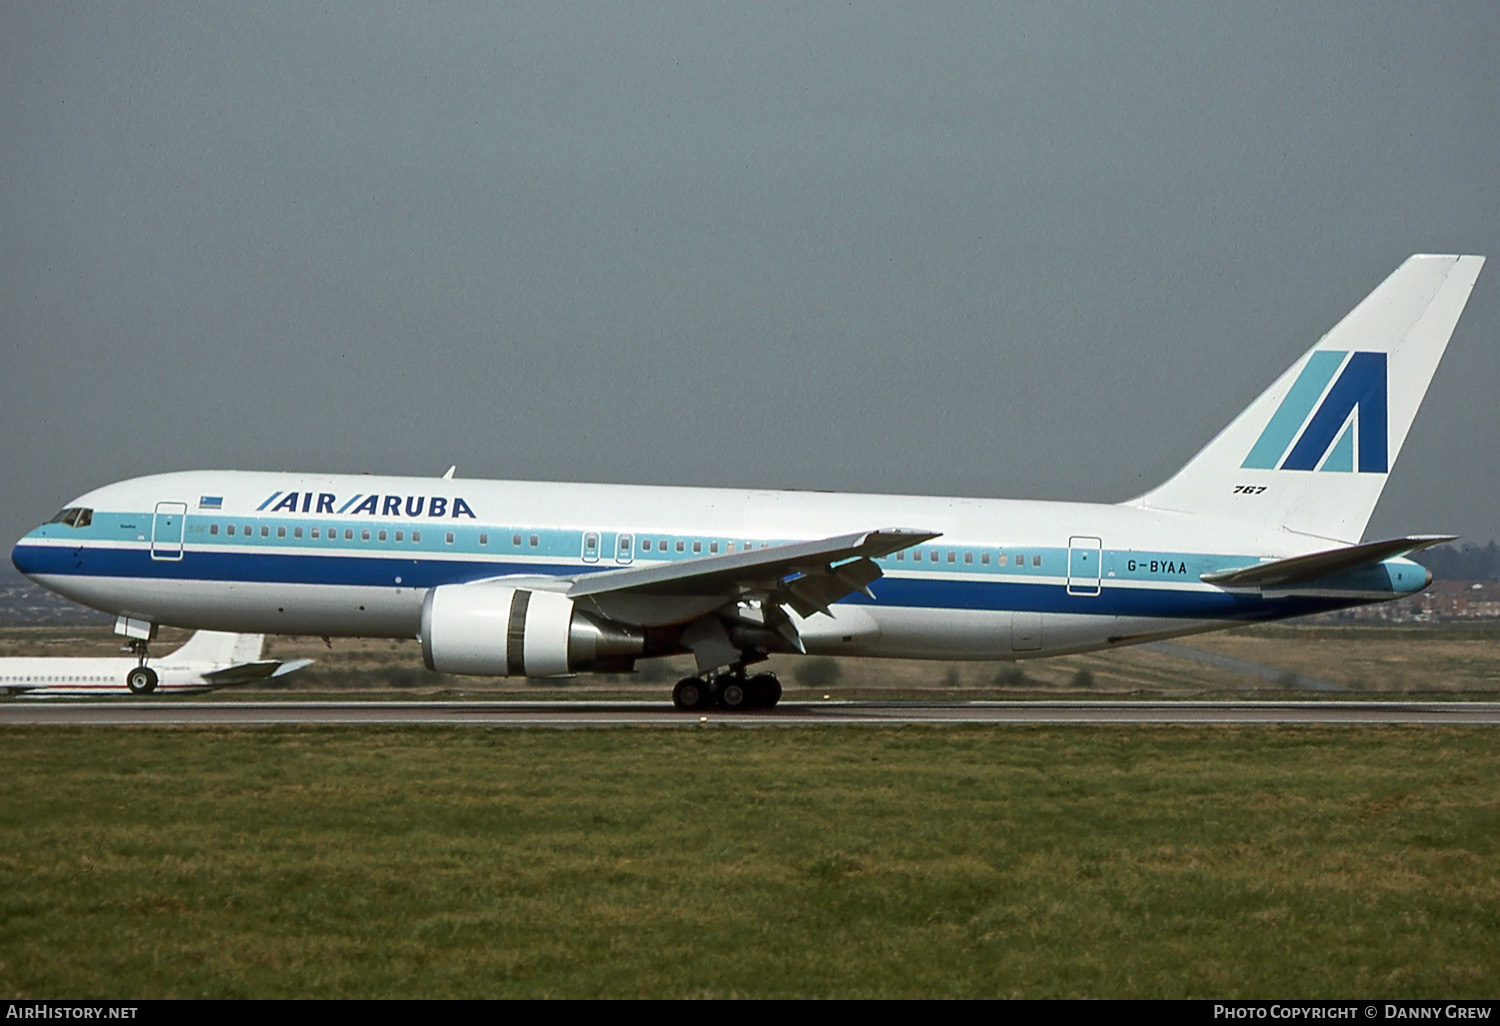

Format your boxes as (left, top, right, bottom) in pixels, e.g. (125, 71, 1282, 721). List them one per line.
(151, 502, 187, 561)
(1067, 536, 1103, 597)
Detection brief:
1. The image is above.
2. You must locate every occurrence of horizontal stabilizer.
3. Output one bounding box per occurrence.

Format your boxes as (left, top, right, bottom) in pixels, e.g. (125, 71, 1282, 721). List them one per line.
(202, 658, 314, 684)
(271, 658, 315, 677)
(1200, 535, 1454, 588)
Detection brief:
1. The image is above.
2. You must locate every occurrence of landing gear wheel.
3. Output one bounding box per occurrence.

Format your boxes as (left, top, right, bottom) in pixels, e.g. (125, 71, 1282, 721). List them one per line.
(673, 677, 707, 711)
(126, 666, 158, 695)
(748, 673, 782, 708)
(717, 679, 748, 710)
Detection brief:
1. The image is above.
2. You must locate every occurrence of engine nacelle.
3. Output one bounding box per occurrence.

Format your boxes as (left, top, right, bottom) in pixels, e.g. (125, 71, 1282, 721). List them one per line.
(421, 584, 643, 676)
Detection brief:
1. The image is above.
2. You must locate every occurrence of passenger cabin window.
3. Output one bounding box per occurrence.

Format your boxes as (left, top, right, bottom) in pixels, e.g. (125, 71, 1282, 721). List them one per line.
(710, 542, 719, 554)
(294, 527, 303, 539)
(446, 532, 455, 544)
(964, 552, 973, 564)
(395, 530, 403, 542)
(277, 526, 287, 539)
(311, 528, 320, 539)
(676, 541, 685, 553)
(412, 531, 421, 542)
(227, 525, 235, 536)
(479, 533, 487, 545)
(513, 534, 522, 547)
(361, 529, 370, 541)
(997, 553, 1007, 565)
(1033, 555, 1042, 567)
(344, 529, 353, 540)
(379, 530, 388, 542)
(261, 526, 270, 538)
(210, 524, 219, 536)
(981, 552, 990, 565)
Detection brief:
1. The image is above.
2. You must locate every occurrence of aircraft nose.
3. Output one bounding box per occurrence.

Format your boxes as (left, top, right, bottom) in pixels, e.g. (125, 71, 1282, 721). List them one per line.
(11, 531, 42, 580)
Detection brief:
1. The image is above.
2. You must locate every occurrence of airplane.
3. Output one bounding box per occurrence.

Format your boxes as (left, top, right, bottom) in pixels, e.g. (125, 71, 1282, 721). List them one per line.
(9, 254, 1486, 710)
(0, 631, 312, 696)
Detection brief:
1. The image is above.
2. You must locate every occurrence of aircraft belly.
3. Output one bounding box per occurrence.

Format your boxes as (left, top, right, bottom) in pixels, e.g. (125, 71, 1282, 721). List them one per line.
(31, 575, 423, 638)
(859, 607, 1014, 660)
(790, 606, 881, 656)
(858, 608, 1229, 660)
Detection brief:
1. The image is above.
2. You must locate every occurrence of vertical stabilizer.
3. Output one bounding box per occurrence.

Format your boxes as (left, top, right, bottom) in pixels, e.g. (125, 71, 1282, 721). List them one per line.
(167, 631, 266, 665)
(1128, 255, 1485, 543)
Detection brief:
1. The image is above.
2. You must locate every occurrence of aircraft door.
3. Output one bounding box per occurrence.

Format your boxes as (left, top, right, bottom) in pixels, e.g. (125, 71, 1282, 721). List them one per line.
(1067, 536, 1103, 596)
(615, 532, 634, 565)
(151, 502, 187, 561)
(582, 531, 600, 563)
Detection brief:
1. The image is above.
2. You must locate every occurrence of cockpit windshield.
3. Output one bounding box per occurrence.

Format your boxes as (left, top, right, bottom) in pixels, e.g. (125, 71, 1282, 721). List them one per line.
(47, 507, 93, 528)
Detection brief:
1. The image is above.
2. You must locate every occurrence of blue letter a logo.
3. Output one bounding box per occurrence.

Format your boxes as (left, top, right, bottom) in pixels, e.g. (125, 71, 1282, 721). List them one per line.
(1242, 351, 1388, 473)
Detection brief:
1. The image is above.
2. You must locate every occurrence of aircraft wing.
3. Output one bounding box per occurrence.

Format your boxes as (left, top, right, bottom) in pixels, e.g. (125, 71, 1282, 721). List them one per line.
(1200, 535, 1454, 588)
(561, 527, 939, 625)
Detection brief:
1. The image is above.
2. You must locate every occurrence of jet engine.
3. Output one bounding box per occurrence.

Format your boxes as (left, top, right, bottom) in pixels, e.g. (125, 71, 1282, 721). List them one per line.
(421, 584, 644, 676)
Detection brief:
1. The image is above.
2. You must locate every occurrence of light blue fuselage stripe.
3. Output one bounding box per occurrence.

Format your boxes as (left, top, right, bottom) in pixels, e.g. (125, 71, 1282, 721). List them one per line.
(1241, 350, 1345, 469)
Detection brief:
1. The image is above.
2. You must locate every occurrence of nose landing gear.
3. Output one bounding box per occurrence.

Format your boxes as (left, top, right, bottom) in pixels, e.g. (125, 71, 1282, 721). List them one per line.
(123, 638, 158, 695)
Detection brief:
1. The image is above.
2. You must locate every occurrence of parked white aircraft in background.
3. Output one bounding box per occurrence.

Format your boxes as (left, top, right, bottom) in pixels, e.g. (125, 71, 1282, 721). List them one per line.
(0, 631, 312, 696)
(9, 255, 1486, 709)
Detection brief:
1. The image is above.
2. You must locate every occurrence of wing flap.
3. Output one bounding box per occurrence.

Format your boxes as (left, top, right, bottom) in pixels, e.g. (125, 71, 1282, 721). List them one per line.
(1200, 535, 1453, 588)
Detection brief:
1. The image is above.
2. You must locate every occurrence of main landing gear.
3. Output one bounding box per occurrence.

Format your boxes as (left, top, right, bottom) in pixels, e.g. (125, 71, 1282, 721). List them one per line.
(672, 670, 782, 712)
(124, 638, 158, 695)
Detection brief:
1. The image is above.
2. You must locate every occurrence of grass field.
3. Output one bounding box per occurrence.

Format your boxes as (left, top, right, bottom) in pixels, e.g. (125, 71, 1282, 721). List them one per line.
(2, 725, 1497, 998)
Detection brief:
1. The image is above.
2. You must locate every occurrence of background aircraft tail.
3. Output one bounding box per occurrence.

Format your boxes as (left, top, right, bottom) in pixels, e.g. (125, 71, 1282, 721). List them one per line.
(1128, 254, 1485, 543)
(167, 631, 266, 665)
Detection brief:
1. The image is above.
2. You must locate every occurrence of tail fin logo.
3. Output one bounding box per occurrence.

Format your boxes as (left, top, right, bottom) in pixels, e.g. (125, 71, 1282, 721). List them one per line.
(1242, 350, 1388, 473)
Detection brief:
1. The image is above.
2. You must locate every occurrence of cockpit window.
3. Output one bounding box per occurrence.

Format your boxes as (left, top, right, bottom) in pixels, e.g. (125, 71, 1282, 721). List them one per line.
(48, 508, 92, 528)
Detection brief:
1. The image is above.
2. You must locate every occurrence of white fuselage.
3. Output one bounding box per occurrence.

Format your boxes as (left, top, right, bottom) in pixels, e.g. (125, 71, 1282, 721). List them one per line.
(10, 470, 1424, 665)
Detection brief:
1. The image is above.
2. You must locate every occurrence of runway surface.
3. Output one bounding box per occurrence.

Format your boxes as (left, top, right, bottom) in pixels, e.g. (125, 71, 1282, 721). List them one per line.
(4, 700, 1500, 726)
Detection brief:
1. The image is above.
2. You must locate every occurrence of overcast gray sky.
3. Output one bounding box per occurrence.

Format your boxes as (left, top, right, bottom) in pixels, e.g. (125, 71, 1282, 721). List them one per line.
(4, 3, 1498, 571)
